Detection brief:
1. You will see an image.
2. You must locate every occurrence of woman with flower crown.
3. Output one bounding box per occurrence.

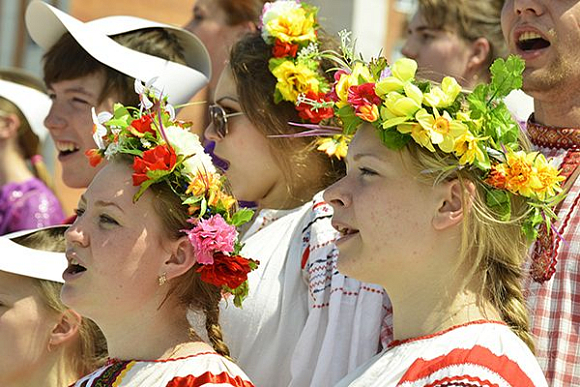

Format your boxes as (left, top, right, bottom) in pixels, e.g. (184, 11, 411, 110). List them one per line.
(203, 1, 391, 386)
(63, 83, 257, 387)
(323, 53, 556, 386)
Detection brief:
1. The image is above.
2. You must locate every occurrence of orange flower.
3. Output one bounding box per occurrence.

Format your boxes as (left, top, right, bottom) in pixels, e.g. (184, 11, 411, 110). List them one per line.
(486, 165, 508, 190)
(187, 172, 236, 211)
(355, 104, 380, 123)
(85, 149, 103, 167)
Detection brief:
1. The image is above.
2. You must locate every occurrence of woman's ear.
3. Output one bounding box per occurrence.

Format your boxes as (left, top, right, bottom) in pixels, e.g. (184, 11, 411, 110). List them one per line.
(466, 37, 491, 76)
(0, 113, 21, 140)
(163, 237, 197, 281)
(48, 309, 81, 349)
(432, 179, 476, 230)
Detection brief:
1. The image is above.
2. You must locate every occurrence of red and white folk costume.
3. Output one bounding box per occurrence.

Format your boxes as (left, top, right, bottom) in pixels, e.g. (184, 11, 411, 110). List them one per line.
(525, 117, 580, 386)
(335, 320, 547, 387)
(71, 352, 254, 387)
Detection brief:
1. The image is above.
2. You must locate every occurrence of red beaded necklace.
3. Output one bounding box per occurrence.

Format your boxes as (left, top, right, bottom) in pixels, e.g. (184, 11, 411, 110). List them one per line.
(527, 116, 580, 283)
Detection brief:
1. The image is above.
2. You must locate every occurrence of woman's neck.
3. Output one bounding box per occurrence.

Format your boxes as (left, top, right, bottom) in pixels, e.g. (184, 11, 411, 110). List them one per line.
(99, 301, 211, 361)
(385, 259, 501, 341)
(0, 144, 34, 186)
(391, 288, 500, 342)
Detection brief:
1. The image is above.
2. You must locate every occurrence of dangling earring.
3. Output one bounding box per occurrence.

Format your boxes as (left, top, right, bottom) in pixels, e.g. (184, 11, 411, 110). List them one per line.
(158, 273, 167, 286)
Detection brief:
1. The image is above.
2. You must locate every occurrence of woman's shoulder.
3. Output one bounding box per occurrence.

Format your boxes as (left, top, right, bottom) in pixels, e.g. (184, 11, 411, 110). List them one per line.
(72, 352, 254, 387)
(341, 321, 547, 387)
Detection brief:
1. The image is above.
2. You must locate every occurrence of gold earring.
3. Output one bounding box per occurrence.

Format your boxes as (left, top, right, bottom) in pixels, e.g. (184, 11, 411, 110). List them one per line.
(158, 273, 167, 286)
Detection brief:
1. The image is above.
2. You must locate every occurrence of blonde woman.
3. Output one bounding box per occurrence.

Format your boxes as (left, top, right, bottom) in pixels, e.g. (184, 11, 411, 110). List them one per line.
(63, 82, 256, 386)
(323, 56, 555, 385)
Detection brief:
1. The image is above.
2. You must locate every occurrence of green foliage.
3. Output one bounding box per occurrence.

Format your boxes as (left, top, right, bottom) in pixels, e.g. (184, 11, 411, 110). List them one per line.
(337, 105, 362, 135)
(231, 208, 255, 227)
(486, 189, 511, 222)
(378, 128, 411, 150)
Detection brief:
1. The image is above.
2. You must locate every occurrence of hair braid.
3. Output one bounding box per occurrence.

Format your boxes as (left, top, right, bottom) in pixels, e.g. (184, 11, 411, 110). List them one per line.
(204, 300, 232, 360)
(486, 257, 535, 352)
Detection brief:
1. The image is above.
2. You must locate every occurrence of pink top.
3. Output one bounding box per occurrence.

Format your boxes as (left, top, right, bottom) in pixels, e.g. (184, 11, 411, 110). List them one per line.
(0, 177, 64, 235)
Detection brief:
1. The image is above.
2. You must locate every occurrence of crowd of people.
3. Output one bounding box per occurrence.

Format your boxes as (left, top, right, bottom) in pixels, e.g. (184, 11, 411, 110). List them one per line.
(0, 0, 578, 386)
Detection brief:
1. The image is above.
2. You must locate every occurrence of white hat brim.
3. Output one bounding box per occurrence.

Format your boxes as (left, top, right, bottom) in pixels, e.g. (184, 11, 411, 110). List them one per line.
(26, 1, 211, 105)
(0, 79, 50, 141)
(0, 226, 68, 283)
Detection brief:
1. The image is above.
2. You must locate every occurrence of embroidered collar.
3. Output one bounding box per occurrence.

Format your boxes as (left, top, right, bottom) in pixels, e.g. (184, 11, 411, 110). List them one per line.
(527, 114, 580, 150)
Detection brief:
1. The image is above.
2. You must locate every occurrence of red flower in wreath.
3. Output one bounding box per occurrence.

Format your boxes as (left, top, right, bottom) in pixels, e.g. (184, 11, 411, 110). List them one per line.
(85, 149, 103, 167)
(132, 145, 177, 186)
(347, 82, 381, 109)
(272, 39, 299, 58)
(296, 90, 334, 123)
(129, 114, 156, 137)
(196, 252, 254, 290)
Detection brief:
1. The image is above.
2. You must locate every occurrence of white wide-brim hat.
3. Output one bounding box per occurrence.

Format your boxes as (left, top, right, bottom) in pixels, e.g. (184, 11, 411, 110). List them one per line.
(0, 226, 68, 283)
(25, 1, 211, 105)
(0, 76, 50, 142)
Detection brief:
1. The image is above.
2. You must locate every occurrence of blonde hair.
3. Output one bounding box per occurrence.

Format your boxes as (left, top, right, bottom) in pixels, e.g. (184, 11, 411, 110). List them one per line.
(0, 70, 55, 192)
(402, 130, 534, 351)
(11, 227, 108, 375)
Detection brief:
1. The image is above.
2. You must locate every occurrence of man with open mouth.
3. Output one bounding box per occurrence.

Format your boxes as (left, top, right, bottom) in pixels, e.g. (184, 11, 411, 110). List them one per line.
(502, 1, 580, 385)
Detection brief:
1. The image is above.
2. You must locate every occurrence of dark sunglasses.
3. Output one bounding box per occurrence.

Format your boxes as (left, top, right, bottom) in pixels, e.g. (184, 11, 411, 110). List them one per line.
(209, 104, 244, 139)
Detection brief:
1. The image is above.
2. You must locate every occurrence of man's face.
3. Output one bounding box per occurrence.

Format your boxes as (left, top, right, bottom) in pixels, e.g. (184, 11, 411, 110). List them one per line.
(44, 72, 116, 189)
(501, 0, 580, 97)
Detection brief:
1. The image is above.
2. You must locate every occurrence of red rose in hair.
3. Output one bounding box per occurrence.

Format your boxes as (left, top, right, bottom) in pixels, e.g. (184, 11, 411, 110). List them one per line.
(272, 39, 299, 58)
(129, 114, 155, 136)
(197, 252, 254, 290)
(132, 145, 177, 186)
(296, 90, 334, 123)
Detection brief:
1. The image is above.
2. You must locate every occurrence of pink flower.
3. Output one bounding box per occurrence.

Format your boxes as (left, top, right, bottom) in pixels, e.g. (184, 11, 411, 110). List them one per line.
(183, 214, 237, 265)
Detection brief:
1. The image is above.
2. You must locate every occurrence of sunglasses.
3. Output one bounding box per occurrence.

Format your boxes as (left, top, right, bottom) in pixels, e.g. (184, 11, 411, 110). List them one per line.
(209, 104, 244, 139)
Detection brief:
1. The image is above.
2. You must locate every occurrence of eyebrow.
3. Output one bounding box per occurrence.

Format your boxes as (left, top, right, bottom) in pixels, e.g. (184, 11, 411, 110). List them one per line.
(352, 152, 388, 162)
(95, 200, 125, 213)
(79, 195, 124, 213)
(46, 86, 97, 98)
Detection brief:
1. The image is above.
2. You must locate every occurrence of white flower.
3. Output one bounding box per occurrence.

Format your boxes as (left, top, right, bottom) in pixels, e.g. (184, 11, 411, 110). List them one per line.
(260, 0, 301, 42)
(164, 126, 216, 177)
(165, 103, 176, 121)
(91, 107, 112, 150)
(135, 78, 163, 112)
(140, 138, 152, 148)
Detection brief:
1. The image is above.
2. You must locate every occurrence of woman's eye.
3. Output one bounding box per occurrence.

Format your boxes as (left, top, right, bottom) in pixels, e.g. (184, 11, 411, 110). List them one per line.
(359, 167, 378, 176)
(99, 215, 119, 226)
(420, 33, 434, 42)
(72, 97, 90, 105)
(74, 208, 85, 217)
